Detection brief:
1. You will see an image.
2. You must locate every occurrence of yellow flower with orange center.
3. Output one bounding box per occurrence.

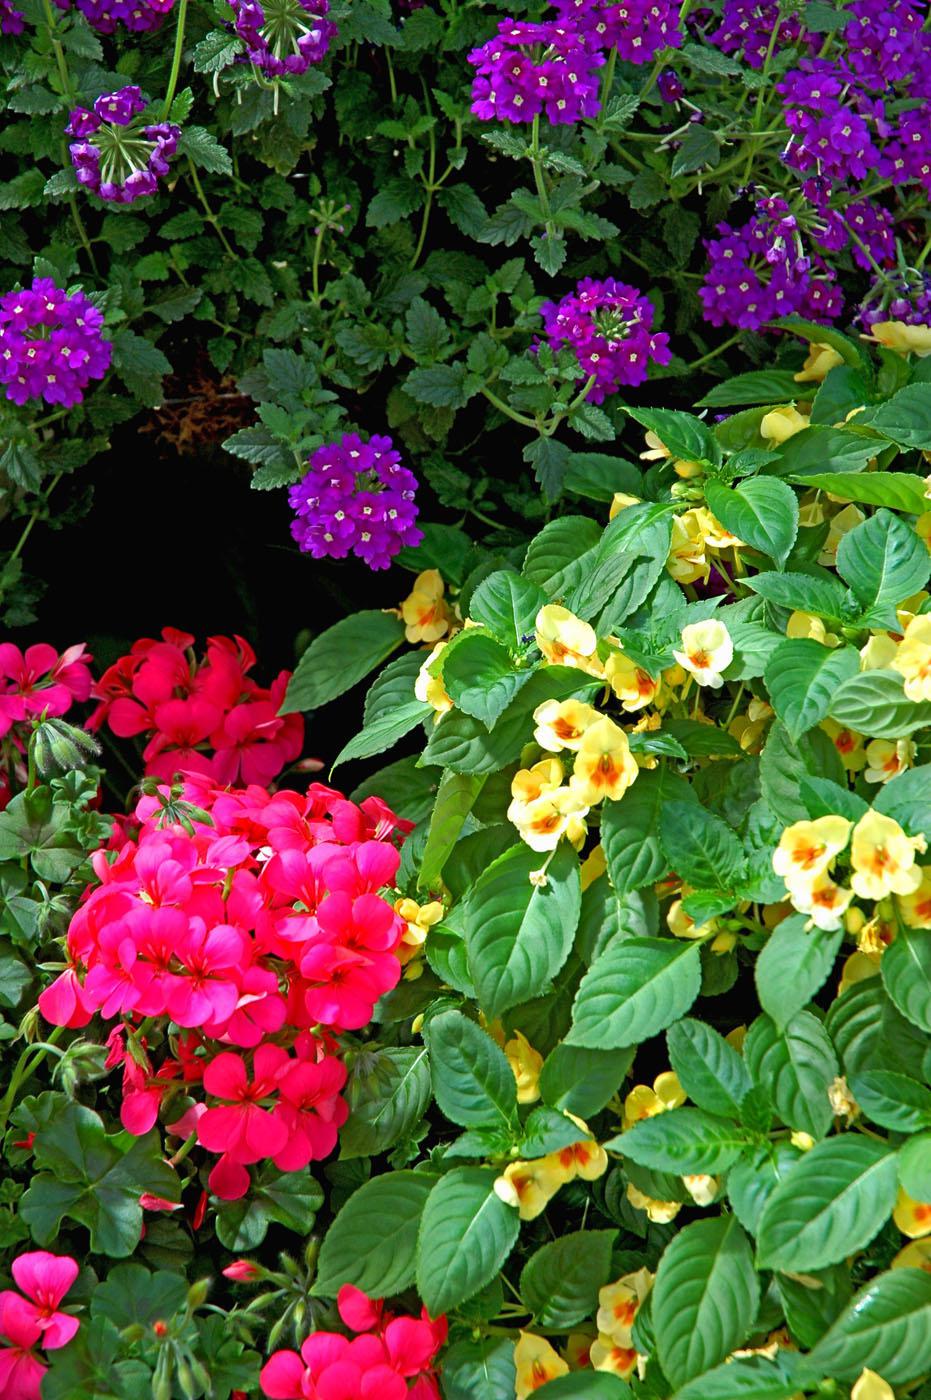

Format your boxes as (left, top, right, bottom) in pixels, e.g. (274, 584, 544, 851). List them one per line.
(893, 1237, 931, 1271)
(532, 697, 599, 753)
(860, 633, 899, 671)
(821, 719, 867, 772)
(850, 810, 927, 900)
(505, 1030, 544, 1105)
(535, 605, 603, 676)
(667, 898, 716, 941)
(544, 1132, 608, 1184)
(694, 507, 743, 551)
(400, 569, 454, 644)
(788, 872, 854, 932)
(898, 868, 931, 929)
(772, 815, 852, 890)
(514, 1333, 569, 1398)
(673, 620, 733, 689)
(683, 1173, 719, 1205)
(393, 897, 444, 966)
(892, 614, 931, 701)
(894, 1187, 931, 1239)
(494, 1160, 564, 1221)
(414, 642, 453, 718)
(604, 651, 660, 712)
(819, 503, 866, 566)
(595, 1268, 653, 1347)
(511, 758, 564, 805)
(760, 404, 810, 444)
(508, 784, 589, 853)
(590, 1336, 639, 1379)
(864, 738, 915, 785)
(863, 320, 931, 357)
(569, 716, 639, 806)
(794, 343, 844, 382)
(622, 1071, 686, 1130)
(626, 1182, 681, 1223)
(666, 510, 709, 585)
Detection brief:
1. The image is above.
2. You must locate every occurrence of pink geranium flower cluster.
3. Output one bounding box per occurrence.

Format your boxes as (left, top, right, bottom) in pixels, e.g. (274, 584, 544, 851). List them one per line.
(0, 1250, 79, 1400)
(88, 627, 303, 786)
(39, 775, 412, 1200)
(0, 642, 93, 738)
(261, 1284, 446, 1400)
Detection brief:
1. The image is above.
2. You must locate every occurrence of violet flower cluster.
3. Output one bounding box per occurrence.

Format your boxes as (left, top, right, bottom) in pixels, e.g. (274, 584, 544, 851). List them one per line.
(66, 87, 180, 205)
(857, 270, 931, 329)
(288, 434, 423, 571)
(699, 196, 843, 331)
(554, 0, 683, 63)
(707, 0, 803, 69)
(53, 0, 175, 31)
(0, 279, 111, 408)
(0, 0, 24, 34)
(228, 0, 336, 78)
(540, 277, 672, 400)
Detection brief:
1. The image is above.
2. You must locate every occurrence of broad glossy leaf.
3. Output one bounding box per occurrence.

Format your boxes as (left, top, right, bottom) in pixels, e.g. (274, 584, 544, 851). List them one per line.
(671, 1353, 819, 1400)
(425, 1010, 518, 1130)
(705, 477, 798, 566)
(836, 508, 930, 624)
(666, 1018, 752, 1118)
(341, 1047, 432, 1158)
(829, 669, 931, 740)
(539, 1042, 635, 1118)
(791, 471, 930, 514)
(811, 1267, 931, 1383)
(468, 570, 547, 649)
(313, 1171, 435, 1297)
(660, 801, 746, 891)
(520, 1229, 617, 1328)
(282, 611, 405, 711)
(606, 1106, 747, 1174)
(654, 1215, 759, 1385)
(744, 1012, 838, 1139)
(874, 765, 931, 843)
(567, 937, 702, 1050)
(765, 640, 860, 742)
(754, 914, 843, 1029)
(444, 633, 532, 727)
(601, 768, 697, 894)
(881, 924, 931, 1032)
(849, 1070, 931, 1134)
(416, 1167, 519, 1315)
(418, 772, 486, 889)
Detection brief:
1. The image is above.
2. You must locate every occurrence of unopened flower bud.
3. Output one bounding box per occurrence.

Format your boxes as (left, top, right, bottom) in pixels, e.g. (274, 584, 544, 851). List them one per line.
(222, 1260, 263, 1283)
(186, 1278, 210, 1309)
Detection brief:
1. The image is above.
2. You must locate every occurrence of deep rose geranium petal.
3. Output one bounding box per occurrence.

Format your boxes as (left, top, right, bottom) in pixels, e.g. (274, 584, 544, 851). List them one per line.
(383, 1316, 441, 1376)
(259, 1350, 306, 1399)
(336, 1285, 382, 1333)
(0, 1344, 47, 1400)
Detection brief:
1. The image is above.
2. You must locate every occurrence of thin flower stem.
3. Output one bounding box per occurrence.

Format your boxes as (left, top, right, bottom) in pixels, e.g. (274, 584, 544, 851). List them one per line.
(169, 1130, 199, 1167)
(686, 331, 742, 370)
(410, 124, 437, 271)
(161, 0, 190, 121)
(186, 160, 236, 257)
(41, 0, 77, 103)
(0, 1026, 66, 1132)
(529, 114, 556, 239)
(480, 384, 539, 430)
(8, 470, 63, 568)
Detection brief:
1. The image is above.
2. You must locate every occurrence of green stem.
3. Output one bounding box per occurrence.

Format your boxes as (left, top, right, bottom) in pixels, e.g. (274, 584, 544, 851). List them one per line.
(0, 1026, 66, 1132)
(528, 115, 555, 237)
(41, 0, 76, 103)
(169, 1130, 199, 1167)
(186, 160, 236, 257)
(161, 0, 189, 121)
(410, 124, 436, 271)
(687, 331, 742, 371)
(480, 384, 539, 430)
(7, 470, 63, 569)
(917, 230, 931, 270)
(384, 48, 398, 105)
(311, 226, 324, 302)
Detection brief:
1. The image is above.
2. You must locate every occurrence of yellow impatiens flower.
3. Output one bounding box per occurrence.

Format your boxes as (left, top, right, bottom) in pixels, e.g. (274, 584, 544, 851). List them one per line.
(596, 1268, 653, 1346)
(821, 719, 868, 772)
(414, 642, 453, 718)
(580, 843, 607, 891)
(683, 1173, 719, 1206)
(508, 783, 589, 853)
(794, 343, 844, 383)
(673, 619, 733, 689)
(400, 569, 453, 644)
(532, 697, 599, 753)
(494, 1159, 564, 1220)
(666, 510, 710, 585)
(917, 512, 931, 555)
(786, 611, 839, 647)
(860, 633, 899, 671)
(667, 898, 716, 941)
(729, 697, 773, 753)
(569, 716, 640, 806)
(512, 758, 564, 805)
(609, 492, 643, 517)
(772, 815, 852, 888)
(535, 605, 602, 676)
(640, 429, 702, 479)
(623, 1072, 686, 1130)
(590, 1336, 639, 1379)
(760, 405, 810, 444)
(545, 1129, 609, 1184)
(894, 1187, 931, 1239)
(789, 872, 854, 931)
(626, 1183, 681, 1223)
(393, 897, 444, 967)
(892, 614, 931, 701)
(514, 1333, 569, 1398)
(819, 504, 866, 567)
(694, 507, 743, 552)
(864, 738, 915, 785)
(850, 811, 927, 900)
(828, 1076, 860, 1124)
(505, 1030, 544, 1105)
(893, 1237, 931, 1271)
(863, 320, 931, 357)
(898, 868, 931, 929)
(604, 651, 660, 712)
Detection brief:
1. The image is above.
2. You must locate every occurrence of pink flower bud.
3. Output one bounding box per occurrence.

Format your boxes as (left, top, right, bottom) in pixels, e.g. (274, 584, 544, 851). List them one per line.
(223, 1260, 263, 1282)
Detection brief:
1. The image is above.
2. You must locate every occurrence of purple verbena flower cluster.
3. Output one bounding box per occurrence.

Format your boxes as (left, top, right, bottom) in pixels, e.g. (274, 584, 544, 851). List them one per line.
(0, 279, 111, 408)
(0, 0, 24, 34)
(468, 17, 604, 124)
(288, 434, 423, 571)
(66, 87, 180, 205)
(554, 0, 683, 64)
(707, 0, 803, 68)
(857, 269, 931, 329)
(228, 0, 336, 78)
(699, 196, 843, 330)
(540, 277, 672, 400)
(53, 0, 175, 32)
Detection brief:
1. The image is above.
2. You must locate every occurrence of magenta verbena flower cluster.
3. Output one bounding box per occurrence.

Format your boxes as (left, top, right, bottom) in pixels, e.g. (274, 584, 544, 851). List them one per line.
(53, 0, 175, 32)
(540, 277, 672, 400)
(858, 268, 931, 328)
(0, 279, 111, 408)
(699, 196, 844, 331)
(66, 87, 180, 205)
(0, 0, 24, 34)
(227, 0, 337, 78)
(288, 433, 423, 570)
(705, 0, 803, 69)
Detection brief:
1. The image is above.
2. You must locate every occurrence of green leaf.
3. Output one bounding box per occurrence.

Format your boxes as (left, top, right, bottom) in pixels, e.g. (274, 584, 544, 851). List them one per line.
(110, 330, 171, 407)
(659, 800, 746, 891)
(465, 844, 581, 1020)
(418, 772, 486, 889)
(768, 318, 872, 372)
(444, 633, 531, 727)
(564, 453, 642, 502)
(340, 1047, 432, 1158)
(523, 516, 604, 596)
(670, 1353, 819, 1400)
(791, 471, 930, 514)
(405, 297, 450, 361)
(331, 699, 430, 769)
(653, 1215, 759, 1386)
(539, 1043, 634, 1119)
(601, 768, 697, 894)
(769, 425, 879, 476)
(521, 1229, 617, 1328)
(744, 1011, 838, 1140)
(705, 478, 799, 567)
(416, 1167, 519, 1315)
(837, 508, 930, 625)
(868, 384, 931, 449)
(666, 1018, 752, 1118)
(899, 1133, 931, 1201)
(811, 1267, 931, 1384)
(178, 125, 233, 175)
(754, 914, 843, 1028)
(607, 1107, 747, 1174)
(829, 669, 931, 740)
(848, 1070, 931, 1133)
(744, 570, 852, 622)
(623, 407, 719, 464)
(468, 571, 547, 649)
(405, 363, 479, 409)
(756, 1137, 898, 1271)
(313, 1171, 436, 1298)
(765, 639, 860, 742)
(282, 612, 405, 711)
(567, 937, 702, 1050)
(670, 124, 721, 177)
(881, 925, 931, 1033)
(537, 1376, 632, 1399)
(697, 372, 805, 408)
(425, 1010, 518, 1130)
(874, 765, 931, 843)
